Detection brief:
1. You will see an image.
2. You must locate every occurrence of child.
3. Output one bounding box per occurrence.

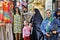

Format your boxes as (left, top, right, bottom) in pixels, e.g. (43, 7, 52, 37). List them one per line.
(23, 20, 31, 40)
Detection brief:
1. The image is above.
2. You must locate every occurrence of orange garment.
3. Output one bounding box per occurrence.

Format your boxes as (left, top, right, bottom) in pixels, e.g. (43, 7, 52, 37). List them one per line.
(3, 1, 11, 23)
(3, 2, 10, 12)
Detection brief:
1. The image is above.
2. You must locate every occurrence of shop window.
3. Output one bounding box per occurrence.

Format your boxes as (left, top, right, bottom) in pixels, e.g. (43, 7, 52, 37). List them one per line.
(55, 0, 60, 9)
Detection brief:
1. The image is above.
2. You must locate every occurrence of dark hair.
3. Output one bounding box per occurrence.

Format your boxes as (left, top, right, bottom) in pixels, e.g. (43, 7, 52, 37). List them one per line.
(22, 5, 27, 8)
(54, 9, 60, 18)
(46, 9, 51, 12)
(32, 8, 43, 25)
(56, 10, 60, 13)
(34, 8, 43, 20)
(14, 7, 21, 15)
(34, 8, 41, 16)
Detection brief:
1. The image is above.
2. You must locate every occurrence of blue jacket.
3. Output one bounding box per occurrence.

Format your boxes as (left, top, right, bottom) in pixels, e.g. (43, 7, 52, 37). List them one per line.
(40, 17, 60, 35)
(53, 17, 60, 33)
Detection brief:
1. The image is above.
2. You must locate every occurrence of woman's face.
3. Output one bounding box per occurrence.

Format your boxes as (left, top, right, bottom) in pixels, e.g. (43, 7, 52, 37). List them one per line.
(16, 8, 18, 13)
(24, 21, 28, 26)
(46, 11, 51, 18)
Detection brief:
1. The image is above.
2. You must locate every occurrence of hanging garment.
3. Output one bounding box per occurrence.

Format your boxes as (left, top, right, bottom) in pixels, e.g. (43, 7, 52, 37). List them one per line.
(3, 1, 10, 12)
(0, 9, 4, 22)
(3, 1, 11, 23)
(14, 14, 21, 33)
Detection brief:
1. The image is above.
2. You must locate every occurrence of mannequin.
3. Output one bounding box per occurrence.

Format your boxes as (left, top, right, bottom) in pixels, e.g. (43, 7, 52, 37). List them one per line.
(3, 0, 13, 40)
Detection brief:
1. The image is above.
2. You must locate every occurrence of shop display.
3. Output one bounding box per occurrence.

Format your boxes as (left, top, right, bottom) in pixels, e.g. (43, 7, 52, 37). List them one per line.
(3, 1, 14, 40)
(0, 1, 4, 22)
(45, 0, 52, 11)
(20, 0, 22, 11)
(23, 12, 33, 22)
(28, 0, 45, 19)
(16, 1, 20, 7)
(22, 0, 28, 13)
(3, 1, 11, 23)
(0, 8, 5, 26)
(10, 1, 14, 10)
(28, 4, 34, 12)
(22, 0, 27, 2)
(16, 0, 22, 11)
(3, 1, 10, 12)
(28, 0, 34, 3)
(0, 1, 5, 40)
(0, 0, 55, 40)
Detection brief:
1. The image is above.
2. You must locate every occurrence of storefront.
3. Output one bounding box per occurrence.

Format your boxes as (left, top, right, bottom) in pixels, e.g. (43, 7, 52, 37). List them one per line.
(53, 0, 60, 10)
(0, 0, 60, 40)
(28, 0, 46, 19)
(55, 0, 60, 9)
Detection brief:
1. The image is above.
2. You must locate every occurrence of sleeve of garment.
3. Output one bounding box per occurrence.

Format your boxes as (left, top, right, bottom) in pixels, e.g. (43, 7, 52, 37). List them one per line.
(40, 20, 46, 35)
(54, 18, 60, 26)
(57, 28, 60, 33)
(23, 28, 25, 38)
(54, 18, 60, 33)
(30, 16, 34, 23)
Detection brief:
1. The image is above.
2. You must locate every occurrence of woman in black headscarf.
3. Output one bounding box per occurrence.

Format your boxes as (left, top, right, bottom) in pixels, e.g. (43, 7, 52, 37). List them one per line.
(30, 9, 43, 40)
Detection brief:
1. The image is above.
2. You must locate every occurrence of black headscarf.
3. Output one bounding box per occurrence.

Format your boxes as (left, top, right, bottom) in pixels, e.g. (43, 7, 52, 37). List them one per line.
(34, 9, 43, 24)
(30, 8, 43, 25)
(30, 9, 43, 40)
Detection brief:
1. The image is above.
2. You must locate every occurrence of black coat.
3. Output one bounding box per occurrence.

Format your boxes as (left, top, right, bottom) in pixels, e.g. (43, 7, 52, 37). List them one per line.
(30, 9, 43, 40)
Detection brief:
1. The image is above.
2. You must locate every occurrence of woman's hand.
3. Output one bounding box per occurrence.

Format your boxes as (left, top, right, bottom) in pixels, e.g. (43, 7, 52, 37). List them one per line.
(46, 33, 50, 37)
(29, 23, 32, 27)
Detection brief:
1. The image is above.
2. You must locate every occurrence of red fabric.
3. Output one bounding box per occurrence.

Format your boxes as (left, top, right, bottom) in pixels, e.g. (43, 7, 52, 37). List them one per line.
(24, 36, 30, 40)
(3, 2, 10, 12)
(4, 20, 10, 23)
(0, 14, 4, 22)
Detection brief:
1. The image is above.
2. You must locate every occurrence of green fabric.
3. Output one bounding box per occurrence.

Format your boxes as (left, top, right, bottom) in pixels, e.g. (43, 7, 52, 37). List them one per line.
(46, 17, 54, 32)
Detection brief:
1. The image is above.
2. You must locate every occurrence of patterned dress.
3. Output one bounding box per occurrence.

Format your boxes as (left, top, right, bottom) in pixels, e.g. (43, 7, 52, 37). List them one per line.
(14, 14, 21, 33)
